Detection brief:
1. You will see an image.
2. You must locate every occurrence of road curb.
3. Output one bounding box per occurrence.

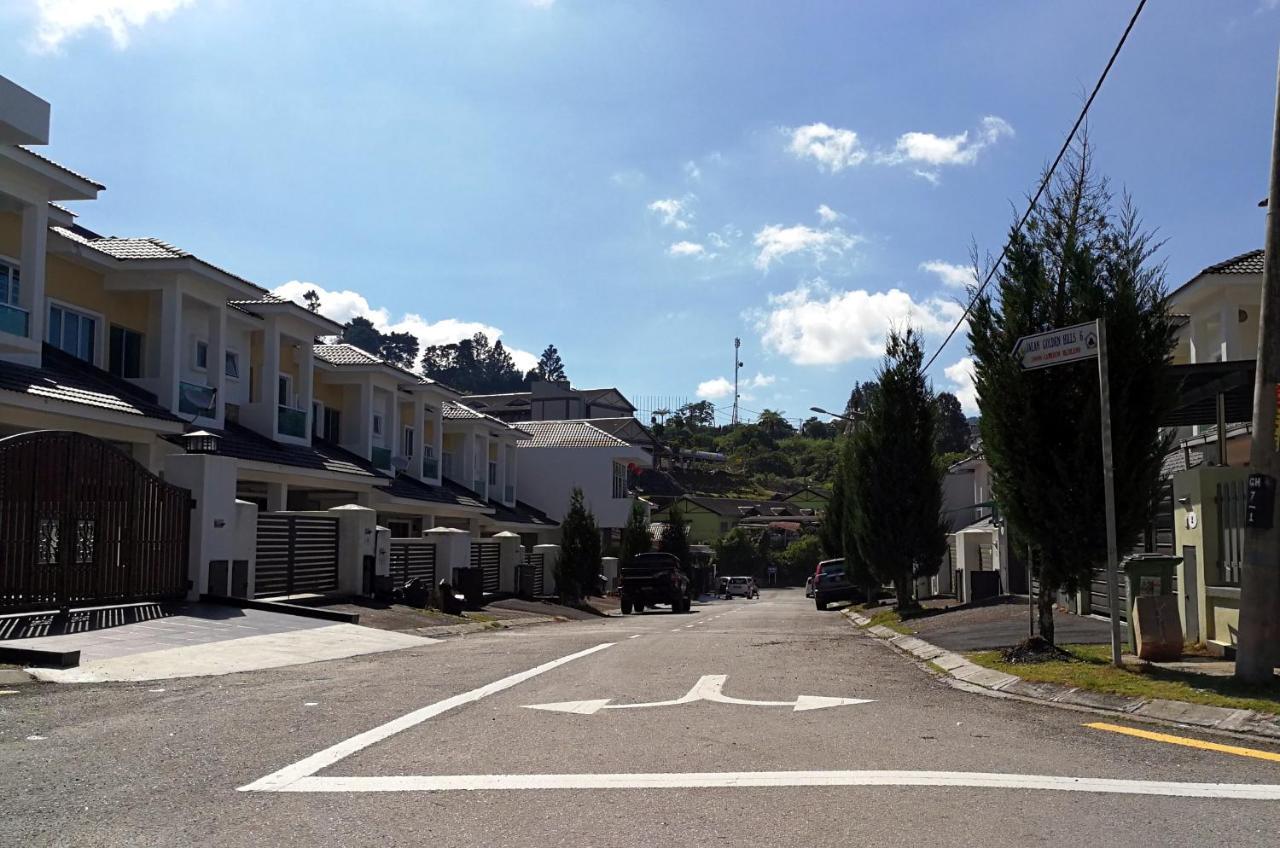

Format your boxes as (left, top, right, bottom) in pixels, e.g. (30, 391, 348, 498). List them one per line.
(842, 608, 1280, 742)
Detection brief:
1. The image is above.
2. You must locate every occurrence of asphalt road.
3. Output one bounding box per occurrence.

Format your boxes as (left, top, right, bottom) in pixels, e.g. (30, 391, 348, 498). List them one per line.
(3, 588, 1279, 847)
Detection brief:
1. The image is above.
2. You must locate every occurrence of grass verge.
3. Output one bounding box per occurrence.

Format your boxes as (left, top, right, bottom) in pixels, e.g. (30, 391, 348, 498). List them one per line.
(860, 608, 915, 636)
(966, 643, 1280, 715)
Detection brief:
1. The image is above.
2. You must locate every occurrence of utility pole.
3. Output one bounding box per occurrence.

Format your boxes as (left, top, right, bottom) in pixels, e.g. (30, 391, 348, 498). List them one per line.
(1235, 45, 1280, 684)
(731, 337, 742, 427)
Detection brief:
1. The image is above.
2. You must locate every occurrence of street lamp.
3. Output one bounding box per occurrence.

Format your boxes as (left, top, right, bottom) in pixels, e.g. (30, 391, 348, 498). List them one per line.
(809, 406, 863, 424)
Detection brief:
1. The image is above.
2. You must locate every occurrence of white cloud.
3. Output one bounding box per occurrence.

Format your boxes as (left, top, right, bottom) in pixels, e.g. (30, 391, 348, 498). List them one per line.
(944, 356, 978, 414)
(696, 377, 735, 400)
(668, 240, 707, 258)
(754, 279, 964, 366)
(786, 123, 867, 173)
(272, 281, 538, 372)
(524, 0, 556, 8)
(683, 160, 701, 182)
(33, 0, 195, 52)
(816, 204, 841, 224)
(920, 260, 977, 289)
(647, 196, 695, 230)
(883, 116, 1014, 168)
(696, 373, 776, 402)
(753, 223, 859, 271)
(609, 169, 646, 188)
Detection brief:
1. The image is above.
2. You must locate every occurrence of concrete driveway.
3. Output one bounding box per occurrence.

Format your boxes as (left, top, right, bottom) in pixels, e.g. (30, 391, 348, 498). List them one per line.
(907, 597, 1128, 651)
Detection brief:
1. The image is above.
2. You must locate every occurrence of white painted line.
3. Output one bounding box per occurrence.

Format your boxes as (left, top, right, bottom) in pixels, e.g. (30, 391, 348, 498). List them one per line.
(239, 641, 614, 792)
(273, 771, 1280, 800)
(628, 634, 641, 639)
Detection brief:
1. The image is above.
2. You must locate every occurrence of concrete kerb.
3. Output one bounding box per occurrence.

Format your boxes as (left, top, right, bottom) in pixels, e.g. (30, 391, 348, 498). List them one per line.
(841, 607, 1280, 743)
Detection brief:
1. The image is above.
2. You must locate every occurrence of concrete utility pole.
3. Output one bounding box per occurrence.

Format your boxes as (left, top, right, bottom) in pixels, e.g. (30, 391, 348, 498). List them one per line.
(1235, 46, 1280, 684)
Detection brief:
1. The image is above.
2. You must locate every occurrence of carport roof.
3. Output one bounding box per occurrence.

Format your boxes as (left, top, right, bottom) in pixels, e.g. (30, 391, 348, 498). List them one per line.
(0, 344, 182, 423)
(486, 498, 559, 528)
(1162, 360, 1256, 427)
(379, 474, 489, 510)
(164, 424, 383, 479)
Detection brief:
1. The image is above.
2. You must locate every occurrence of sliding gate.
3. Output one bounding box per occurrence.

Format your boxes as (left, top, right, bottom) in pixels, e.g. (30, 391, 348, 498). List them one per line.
(254, 514, 339, 598)
(471, 540, 501, 594)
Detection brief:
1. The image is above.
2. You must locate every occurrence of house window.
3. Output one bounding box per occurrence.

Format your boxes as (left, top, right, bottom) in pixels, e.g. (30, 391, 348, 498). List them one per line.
(48, 304, 96, 363)
(612, 461, 627, 499)
(225, 350, 240, 380)
(194, 339, 208, 371)
(278, 374, 294, 408)
(312, 401, 324, 438)
(108, 325, 144, 379)
(402, 425, 415, 457)
(488, 460, 498, 485)
(372, 412, 384, 437)
(0, 259, 18, 306)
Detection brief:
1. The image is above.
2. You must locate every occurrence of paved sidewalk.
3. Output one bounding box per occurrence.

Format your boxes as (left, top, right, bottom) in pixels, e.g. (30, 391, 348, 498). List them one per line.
(845, 608, 1280, 742)
(7, 604, 437, 683)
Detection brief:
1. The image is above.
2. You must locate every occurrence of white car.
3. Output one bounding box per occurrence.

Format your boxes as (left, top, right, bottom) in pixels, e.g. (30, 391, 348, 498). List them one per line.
(805, 576, 815, 598)
(725, 576, 759, 599)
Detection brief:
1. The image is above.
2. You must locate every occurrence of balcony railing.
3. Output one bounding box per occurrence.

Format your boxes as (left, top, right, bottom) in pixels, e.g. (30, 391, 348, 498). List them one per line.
(0, 303, 29, 338)
(277, 405, 307, 438)
(422, 455, 439, 478)
(372, 446, 393, 470)
(504, 484, 515, 503)
(179, 381, 216, 418)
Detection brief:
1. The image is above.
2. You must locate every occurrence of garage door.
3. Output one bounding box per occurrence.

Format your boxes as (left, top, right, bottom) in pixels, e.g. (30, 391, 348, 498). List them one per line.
(254, 515, 339, 598)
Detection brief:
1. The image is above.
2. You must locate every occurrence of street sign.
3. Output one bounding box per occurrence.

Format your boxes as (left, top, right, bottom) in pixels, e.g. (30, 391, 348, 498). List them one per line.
(1013, 321, 1099, 370)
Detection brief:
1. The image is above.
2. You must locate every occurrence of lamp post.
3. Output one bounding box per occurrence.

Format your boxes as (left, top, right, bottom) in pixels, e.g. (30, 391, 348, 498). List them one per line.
(810, 406, 863, 435)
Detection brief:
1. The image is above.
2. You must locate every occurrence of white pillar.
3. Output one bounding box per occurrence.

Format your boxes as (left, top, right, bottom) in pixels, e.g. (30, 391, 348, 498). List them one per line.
(357, 381, 374, 459)
(493, 531, 521, 593)
(163, 453, 238, 599)
(207, 302, 226, 426)
(19, 202, 48, 354)
(425, 527, 473, 579)
(298, 339, 314, 441)
(327, 504, 378, 596)
(411, 393, 426, 480)
(389, 389, 402, 462)
(261, 318, 281, 438)
(266, 481, 288, 512)
(534, 544, 561, 595)
(432, 402, 444, 480)
(157, 285, 183, 411)
(1219, 302, 1240, 361)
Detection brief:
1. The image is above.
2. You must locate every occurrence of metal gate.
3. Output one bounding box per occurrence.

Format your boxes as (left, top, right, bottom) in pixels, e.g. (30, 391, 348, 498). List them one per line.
(0, 431, 191, 613)
(254, 515, 339, 598)
(1216, 478, 1247, 585)
(1089, 479, 1176, 620)
(471, 540, 501, 594)
(390, 542, 436, 587)
(518, 551, 545, 597)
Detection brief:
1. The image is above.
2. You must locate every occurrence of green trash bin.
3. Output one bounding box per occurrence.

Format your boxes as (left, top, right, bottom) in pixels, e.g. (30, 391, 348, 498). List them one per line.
(1121, 553, 1182, 654)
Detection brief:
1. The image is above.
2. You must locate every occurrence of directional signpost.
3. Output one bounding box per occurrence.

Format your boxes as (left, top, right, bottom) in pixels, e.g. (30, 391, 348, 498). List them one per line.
(1013, 319, 1123, 668)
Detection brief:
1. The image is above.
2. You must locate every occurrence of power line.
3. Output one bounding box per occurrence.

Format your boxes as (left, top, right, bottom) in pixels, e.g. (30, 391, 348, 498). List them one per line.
(920, 0, 1149, 376)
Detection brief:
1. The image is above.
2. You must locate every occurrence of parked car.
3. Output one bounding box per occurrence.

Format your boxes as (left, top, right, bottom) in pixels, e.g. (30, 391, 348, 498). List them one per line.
(725, 576, 759, 599)
(804, 576, 815, 598)
(620, 552, 692, 614)
(813, 558, 856, 610)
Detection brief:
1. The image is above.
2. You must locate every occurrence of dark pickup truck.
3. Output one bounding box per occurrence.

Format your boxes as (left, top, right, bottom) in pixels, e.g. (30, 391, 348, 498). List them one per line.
(620, 552, 692, 614)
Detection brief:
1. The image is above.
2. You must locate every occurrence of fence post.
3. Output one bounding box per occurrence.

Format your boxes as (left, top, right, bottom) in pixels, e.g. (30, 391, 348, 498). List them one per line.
(492, 531, 521, 594)
(163, 453, 239, 600)
(534, 544, 561, 595)
(425, 527, 472, 583)
(326, 504, 378, 596)
(601, 556, 619, 594)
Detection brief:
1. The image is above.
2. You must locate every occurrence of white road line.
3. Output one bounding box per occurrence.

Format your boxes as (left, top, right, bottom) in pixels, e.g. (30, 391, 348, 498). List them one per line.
(239, 642, 614, 792)
(628, 635, 641, 639)
(272, 771, 1280, 800)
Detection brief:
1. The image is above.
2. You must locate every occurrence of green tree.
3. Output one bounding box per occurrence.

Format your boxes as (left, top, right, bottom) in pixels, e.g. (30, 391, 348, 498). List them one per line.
(678, 400, 716, 429)
(819, 436, 851, 558)
(379, 331, 419, 370)
(659, 504, 691, 571)
(934, 391, 970, 455)
(968, 140, 1177, 645)
(848, 328, 947, 611)
(530, 344, 568, 383)
(620, 499, 652, 567)
(782, 534, 824, 583)
(714, 528, 761, 577)
(756, 409, 794, 439)
(342, 316, 383, 356)
(558, 488, 601, 602)
(303, 289, 321, 313)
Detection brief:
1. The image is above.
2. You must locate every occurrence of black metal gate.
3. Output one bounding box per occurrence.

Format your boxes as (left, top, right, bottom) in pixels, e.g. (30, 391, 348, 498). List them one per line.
(390, 541, 436, 587)
(1089, 478, 1176, 620)
(471, 540, 501, 594)
(518, 551, 545, 598)
(0, 431, 192, 613)
(254, 515, 339, 598)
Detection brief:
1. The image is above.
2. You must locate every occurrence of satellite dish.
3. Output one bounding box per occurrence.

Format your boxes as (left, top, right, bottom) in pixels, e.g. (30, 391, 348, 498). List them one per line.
(391, 456, 410, 471)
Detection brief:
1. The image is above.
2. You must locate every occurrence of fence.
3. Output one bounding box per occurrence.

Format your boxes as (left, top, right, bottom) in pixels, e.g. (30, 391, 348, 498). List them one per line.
(1216, 478, 1247, 585)
(389, 540, 437, 588)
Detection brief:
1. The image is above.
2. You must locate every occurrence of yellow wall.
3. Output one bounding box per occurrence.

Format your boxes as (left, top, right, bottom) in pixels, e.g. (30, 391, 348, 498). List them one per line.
(45, 255, 151, 334)
(652, 499, 726, 544)
(0, 212, 19, 257)
(1172, 465, 1250, 645)
(312, 379, 345, 409)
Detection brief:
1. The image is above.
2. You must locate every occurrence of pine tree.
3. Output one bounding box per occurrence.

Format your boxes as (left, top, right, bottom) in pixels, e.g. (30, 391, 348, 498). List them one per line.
(532, 344, 568, 383)
(968, 139, 1177, 645)
(848, 328, 947, 611)
(303, 289, 321, 313)
(342, 316, 383, 356)
(558, 488, 601, 602)
(933, 392, 970, 455)
(620, 499, 652, 567)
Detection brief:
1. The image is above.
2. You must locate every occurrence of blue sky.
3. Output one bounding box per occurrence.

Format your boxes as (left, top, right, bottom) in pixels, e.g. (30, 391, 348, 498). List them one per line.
(3, 1, 1278, 423)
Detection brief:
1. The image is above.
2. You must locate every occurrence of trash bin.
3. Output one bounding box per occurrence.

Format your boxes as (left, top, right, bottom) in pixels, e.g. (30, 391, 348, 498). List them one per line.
(1122, 553, 1183, 659)
(452, 566, 484, 607)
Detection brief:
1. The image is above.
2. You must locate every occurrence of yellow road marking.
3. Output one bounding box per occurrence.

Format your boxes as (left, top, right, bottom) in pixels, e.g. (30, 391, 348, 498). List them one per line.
(1086, 722, 1280, 763)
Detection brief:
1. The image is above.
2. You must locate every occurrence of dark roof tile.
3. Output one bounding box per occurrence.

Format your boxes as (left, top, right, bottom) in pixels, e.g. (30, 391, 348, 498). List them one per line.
(0, 345, 181, 423)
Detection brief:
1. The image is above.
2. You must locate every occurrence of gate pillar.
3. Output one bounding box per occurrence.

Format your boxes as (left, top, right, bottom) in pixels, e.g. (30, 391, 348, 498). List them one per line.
(164, 453, 239, 599)
(492, 531, 521, 594)
(326, 504, 378, 596)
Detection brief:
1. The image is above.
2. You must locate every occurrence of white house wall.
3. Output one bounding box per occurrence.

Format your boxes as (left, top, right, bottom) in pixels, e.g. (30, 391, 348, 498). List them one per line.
(516, 445, 637, 529)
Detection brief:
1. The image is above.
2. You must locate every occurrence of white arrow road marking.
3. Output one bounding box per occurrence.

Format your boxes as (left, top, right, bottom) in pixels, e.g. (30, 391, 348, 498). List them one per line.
(523, 674, 872, 715)
(267, 771, 1280, 799)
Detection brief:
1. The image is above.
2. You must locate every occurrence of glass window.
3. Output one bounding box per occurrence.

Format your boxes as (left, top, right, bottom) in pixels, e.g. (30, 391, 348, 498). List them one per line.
(48, 304, 96, 363)
(0, 260, 18, 305)
(323, 408, 342, 442)
(108, 325, 143, 379)
(225, 350, 240, 379)
(372, 413, 384, 436)
(194, 339, 208, 370)
(402, 425, 414, 456)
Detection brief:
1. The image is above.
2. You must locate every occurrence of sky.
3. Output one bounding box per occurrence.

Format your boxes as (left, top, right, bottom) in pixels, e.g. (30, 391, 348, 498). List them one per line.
(2, 0, 1278, 425)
